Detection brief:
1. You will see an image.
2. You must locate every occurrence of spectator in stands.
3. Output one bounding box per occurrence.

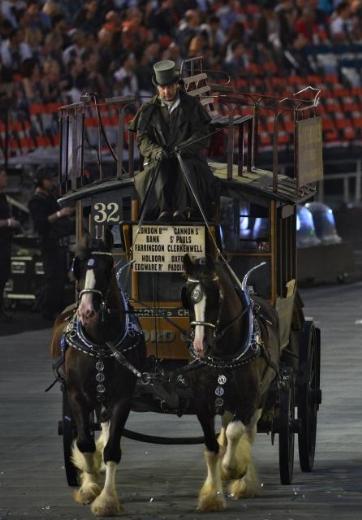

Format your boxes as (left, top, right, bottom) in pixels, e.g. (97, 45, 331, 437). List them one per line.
(82, 49, 108, 99)
(283, 32, 314, 74)
(187, 33, 206, 58)
(20, 1, 52, 33)
(0, 168, 21, 322)
(0, 28, 33, 81)
(74, 0, 102, 35)
(18, 57, 41, 105)
(129, 60, 217, 221)
(350, 0, 362, 40)
(150, 0, 179, 37)
(255, 2, 294, 60)
(121, 7, 150, 53)
(224, 40, 249, 78)
(41, 58, 67, 102)
(28, 167, 74, 321)
(114, 52, 139, 98)
(62, 29, 87, 66)
(200, 15, 226, 56)
(135, 42, 161, 96)
(176, 9, 201, 56)
(1, 1, 22, 29)
(294, 7, 319, 44)
(97, 26, 122, 79)
(215, 0, 241, 33)
(329, 1, 352, 42)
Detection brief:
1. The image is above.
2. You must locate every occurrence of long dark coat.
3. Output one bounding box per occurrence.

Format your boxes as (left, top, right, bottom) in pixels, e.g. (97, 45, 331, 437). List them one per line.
(129, 91, 217, 218)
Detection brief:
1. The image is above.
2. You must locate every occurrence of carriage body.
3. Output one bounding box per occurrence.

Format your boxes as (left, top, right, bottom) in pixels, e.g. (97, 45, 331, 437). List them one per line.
(57, 58, 322, 485)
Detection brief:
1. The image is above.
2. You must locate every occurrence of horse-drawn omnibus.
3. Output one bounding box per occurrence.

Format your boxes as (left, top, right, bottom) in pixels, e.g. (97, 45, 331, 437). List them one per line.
(52, 57, 322, 516)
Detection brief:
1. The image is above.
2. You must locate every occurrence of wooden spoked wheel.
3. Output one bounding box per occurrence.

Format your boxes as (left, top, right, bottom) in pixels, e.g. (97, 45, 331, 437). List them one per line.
(298, 321, 321, 472)
(278, 367, 295, 485)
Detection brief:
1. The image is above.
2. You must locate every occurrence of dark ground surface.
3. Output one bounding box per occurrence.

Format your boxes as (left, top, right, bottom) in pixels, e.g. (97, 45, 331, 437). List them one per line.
(0, 283, 362, 520)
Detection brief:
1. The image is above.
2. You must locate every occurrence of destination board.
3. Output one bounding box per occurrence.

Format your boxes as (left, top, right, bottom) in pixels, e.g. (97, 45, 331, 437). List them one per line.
(132, 225, 205, 273)
(297, 117, 323, 186)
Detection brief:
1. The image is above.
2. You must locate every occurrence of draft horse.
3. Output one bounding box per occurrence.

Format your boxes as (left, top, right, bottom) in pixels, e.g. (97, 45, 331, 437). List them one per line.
(182, 254, 280, 512)
(50, 233, 145, 516)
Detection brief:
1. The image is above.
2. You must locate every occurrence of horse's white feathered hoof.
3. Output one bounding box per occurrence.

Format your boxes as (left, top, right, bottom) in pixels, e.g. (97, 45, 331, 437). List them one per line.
(91, 491, 123, 517)
(228, 476, 261, 499)
(197, 489, 226, 512)
(73, 482, 101, 504)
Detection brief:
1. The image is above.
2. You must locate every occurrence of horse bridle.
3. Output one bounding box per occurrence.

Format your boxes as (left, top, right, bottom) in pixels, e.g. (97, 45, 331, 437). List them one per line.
(77, 251, 114, 319)
(187, 276, 249, 342)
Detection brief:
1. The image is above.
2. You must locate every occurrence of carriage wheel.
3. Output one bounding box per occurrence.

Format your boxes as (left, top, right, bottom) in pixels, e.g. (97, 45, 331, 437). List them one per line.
(278, 368, 295, 485)
(59, 389, 79, 487)
(298, 321, 321, 472)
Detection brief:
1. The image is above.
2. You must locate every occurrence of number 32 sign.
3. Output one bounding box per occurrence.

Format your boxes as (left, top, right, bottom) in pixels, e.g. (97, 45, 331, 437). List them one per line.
(92, 202, 120, 224)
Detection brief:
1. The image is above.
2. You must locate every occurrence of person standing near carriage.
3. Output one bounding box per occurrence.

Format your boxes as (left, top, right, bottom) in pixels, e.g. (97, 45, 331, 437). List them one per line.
(0, 168, 21, 322)
(129, 59, 217, 221)
(28, 167, 75, 321)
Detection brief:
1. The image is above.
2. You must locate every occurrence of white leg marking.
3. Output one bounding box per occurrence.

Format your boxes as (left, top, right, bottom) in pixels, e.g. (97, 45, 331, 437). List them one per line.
(91, 461, 123, 516)
(222, 421, 246, 478)
(228, 410, 263, 499)
(72, 445, 101, 505)
(193, 284, 206, 356)
(197, 450, 225, 512)
(95, 422, 110, 472)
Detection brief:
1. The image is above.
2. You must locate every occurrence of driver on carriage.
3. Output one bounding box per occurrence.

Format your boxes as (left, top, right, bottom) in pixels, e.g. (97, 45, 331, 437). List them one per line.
(129, 60, 217, 221)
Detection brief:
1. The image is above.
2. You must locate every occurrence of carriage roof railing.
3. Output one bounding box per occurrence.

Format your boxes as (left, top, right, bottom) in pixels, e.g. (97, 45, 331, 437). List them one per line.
(58, 95, 138, 195)
(181, 56, 323, 197)
(58, 56, 323, 202)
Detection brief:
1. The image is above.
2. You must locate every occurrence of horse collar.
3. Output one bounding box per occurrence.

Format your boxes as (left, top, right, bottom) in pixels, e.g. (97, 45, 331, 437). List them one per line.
(190, 316, 262, 370)
(65, 290, 142, 358)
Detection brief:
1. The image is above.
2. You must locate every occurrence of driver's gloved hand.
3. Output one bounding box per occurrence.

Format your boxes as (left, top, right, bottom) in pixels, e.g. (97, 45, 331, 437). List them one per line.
(154, 147, 173, 161)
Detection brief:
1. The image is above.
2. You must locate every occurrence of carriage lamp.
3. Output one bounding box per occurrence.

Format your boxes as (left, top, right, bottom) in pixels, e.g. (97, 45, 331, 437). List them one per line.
(296, 205, 321, 248)
(305, 202, 342, 245)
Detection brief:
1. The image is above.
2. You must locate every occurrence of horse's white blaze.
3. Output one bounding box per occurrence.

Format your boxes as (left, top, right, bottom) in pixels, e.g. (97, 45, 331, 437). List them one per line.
(77, 268, 96, 323)
(193, 284, 206, 356)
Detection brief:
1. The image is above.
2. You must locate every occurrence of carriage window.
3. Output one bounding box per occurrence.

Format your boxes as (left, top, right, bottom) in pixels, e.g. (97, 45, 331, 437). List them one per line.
(220, 196, 270, 252)
(110, 225, 123, 247)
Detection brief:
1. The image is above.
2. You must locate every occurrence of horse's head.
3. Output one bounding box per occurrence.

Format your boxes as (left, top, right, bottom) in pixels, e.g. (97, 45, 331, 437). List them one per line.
(182, 254, 223, 359)
(73, 233, 115, 328)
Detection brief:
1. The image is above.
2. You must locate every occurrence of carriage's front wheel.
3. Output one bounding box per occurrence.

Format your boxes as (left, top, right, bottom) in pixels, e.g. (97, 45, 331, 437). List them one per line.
(297, 321, 321, 472)
(58, 388, 79, 487)
(278, 368, 295, 485)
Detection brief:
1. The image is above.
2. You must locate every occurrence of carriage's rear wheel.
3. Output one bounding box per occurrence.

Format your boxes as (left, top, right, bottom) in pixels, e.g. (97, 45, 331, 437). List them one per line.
(298, 321, 321, 472)
(59, 389, 79, 487)
(278, 368, 295, 485)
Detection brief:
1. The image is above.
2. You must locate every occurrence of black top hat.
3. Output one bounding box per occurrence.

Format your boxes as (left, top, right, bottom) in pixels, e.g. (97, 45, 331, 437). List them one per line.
(152, 60, 179, 87)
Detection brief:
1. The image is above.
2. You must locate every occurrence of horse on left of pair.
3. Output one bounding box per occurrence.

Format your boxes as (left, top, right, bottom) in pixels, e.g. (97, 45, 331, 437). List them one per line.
(50, 233, 145, 517)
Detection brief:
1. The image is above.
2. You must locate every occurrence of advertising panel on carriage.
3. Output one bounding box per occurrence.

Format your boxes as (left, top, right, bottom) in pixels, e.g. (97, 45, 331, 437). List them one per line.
(131, 224, 206, 273)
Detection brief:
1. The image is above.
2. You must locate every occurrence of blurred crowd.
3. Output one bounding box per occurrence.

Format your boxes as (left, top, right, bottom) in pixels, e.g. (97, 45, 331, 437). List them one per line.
(1, 0, 362, 112)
